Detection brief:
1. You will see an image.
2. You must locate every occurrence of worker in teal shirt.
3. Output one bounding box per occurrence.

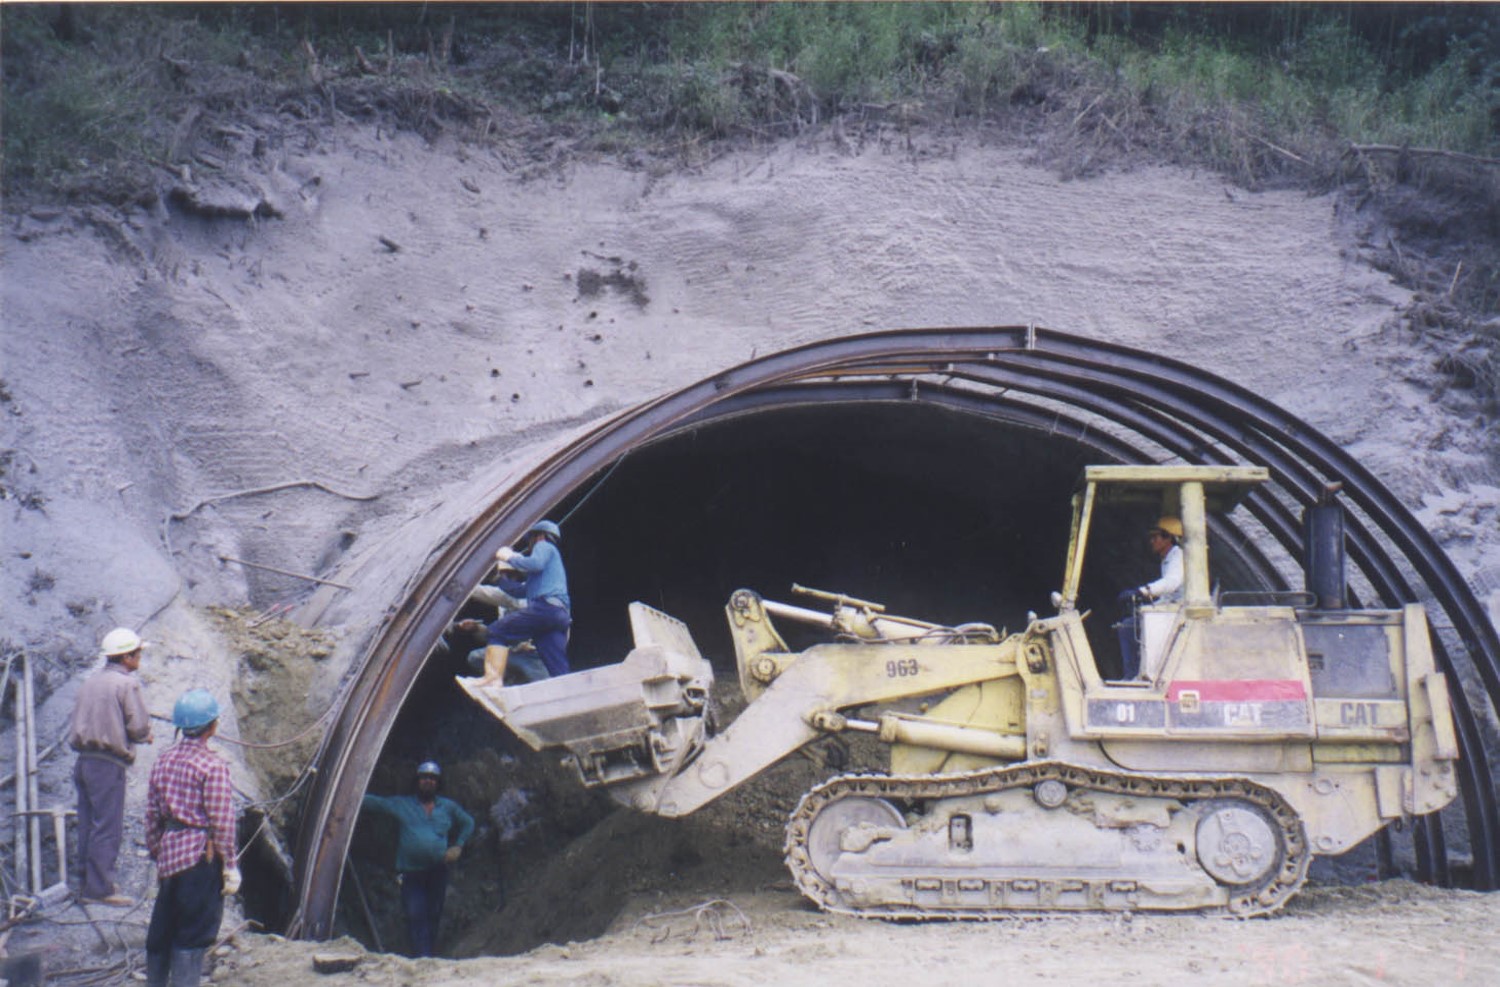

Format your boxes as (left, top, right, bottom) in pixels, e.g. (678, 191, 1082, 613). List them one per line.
(360, 761, 475, 956)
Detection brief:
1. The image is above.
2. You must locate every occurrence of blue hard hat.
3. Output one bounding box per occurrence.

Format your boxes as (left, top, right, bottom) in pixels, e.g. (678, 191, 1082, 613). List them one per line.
(529, 520, 561, 540)
(416, 761, 441, 777)
(173, 689, 220, 732)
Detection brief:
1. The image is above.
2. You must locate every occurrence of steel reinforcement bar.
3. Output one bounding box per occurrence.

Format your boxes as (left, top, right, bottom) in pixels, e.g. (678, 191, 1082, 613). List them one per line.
(288, 326, 1499, 937)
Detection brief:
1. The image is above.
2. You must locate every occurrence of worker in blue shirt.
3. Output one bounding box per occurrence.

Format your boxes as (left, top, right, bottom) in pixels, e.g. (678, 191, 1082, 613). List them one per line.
(360, 761, 475, 957)
(471, 519, 572, 685)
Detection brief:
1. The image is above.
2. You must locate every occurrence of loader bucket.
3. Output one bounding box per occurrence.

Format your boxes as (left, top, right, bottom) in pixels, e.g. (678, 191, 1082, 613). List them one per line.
(457, 603, 715, 787)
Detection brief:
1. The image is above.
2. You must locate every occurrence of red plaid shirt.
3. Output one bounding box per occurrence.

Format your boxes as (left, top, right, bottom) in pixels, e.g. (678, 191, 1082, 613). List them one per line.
(145, 735, 237, 879)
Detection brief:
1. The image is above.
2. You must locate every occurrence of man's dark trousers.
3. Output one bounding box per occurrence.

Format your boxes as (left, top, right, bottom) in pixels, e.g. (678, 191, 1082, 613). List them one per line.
(400, 863, 449, 957)
(74, 754, 126, 898)
(145, 857, 225, 986)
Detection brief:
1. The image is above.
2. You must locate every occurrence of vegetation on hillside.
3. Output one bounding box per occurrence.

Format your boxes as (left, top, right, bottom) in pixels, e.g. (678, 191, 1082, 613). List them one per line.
(3, 2, 1496, 400)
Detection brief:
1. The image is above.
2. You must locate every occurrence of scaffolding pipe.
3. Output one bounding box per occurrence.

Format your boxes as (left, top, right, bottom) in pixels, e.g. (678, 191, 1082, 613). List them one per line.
(11, 654, 28, 892)
(52, 808, 68, 888)
(24, 653, 43, 893)
(16, 808, 75, 889)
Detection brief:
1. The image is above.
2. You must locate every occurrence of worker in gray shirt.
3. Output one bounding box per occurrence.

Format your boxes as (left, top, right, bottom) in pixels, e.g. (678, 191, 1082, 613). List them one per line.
(68, 628, 154, 905)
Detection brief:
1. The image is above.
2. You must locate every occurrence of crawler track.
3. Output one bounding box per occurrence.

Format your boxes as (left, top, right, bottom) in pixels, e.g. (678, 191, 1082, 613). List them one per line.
(785, 762, 1311, 919)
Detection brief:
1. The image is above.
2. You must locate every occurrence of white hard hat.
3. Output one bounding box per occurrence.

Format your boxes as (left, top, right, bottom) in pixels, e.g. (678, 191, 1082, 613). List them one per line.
(100, 627, 144, 658)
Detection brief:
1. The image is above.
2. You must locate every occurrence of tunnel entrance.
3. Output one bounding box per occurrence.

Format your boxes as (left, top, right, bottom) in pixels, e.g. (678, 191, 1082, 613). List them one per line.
(336, 399, 1281, 955)
(296, 327, 1499, 946)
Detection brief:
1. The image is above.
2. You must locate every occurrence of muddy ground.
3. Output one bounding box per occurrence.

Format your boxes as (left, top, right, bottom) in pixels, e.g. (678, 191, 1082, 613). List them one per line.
(217, 881, 1500, 987)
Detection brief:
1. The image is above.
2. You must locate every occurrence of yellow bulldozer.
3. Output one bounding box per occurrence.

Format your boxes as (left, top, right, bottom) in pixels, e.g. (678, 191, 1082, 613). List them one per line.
(458, 465, 1459, 917)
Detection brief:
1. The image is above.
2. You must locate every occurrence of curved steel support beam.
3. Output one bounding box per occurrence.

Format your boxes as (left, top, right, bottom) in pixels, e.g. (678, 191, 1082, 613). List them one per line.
(289, 327, 1498, 937)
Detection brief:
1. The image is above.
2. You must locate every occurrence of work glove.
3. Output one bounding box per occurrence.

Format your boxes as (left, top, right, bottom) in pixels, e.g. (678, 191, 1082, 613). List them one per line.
(222, 866, 242, 896)
(443, 845, 463, 864)
(495, 546, 516, 564)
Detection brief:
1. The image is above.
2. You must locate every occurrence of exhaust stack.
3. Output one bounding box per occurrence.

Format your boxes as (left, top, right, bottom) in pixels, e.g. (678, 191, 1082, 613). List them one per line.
(1303, 482, 1347, 610)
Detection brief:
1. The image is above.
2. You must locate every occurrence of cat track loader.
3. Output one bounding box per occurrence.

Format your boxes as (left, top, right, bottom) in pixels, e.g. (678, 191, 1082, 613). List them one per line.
(458, 465, 1459, 917)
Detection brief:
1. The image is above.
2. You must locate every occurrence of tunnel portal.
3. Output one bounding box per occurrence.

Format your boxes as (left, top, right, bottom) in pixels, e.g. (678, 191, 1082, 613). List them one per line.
(345, 400, 1279, 952)
(290, 327, 1500, 941)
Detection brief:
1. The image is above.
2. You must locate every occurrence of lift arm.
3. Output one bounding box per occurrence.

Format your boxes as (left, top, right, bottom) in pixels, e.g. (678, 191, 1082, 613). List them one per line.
(630, 635, 1021, 817)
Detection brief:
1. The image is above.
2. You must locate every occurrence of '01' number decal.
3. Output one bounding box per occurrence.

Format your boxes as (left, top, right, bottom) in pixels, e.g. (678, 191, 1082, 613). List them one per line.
(886, 658, 920, 678)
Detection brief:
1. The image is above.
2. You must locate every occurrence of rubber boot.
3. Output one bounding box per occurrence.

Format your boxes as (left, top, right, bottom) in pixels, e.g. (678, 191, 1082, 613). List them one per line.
(169, 948, 206, 987)
(144, 949, 171, 987)
(478, 645, 509, 686)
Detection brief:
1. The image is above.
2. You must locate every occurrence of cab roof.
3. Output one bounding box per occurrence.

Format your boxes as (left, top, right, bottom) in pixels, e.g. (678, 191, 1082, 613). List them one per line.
(1078, 464, 1269, 514)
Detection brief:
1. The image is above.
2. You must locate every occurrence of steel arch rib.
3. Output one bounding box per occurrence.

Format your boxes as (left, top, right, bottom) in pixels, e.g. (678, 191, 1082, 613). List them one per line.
(289, 326, 1498, 937)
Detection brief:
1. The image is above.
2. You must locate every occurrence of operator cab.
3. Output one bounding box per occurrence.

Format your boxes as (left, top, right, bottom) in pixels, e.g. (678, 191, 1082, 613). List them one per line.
(1052, 465, 1315, 751)
(1057, 464, 1269, 632)
(1056, 465, 1314, 756)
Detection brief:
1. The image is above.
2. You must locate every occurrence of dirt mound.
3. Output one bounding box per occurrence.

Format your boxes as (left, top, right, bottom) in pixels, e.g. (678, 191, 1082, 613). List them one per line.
(450, 799, 785, 957)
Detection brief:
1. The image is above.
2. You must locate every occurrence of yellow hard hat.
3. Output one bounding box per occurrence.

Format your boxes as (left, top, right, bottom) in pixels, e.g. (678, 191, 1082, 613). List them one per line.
(1153, 516, 1184, 540)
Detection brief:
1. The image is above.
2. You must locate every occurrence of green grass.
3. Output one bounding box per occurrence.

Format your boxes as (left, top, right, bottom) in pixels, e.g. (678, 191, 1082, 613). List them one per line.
(5, 3, 1493, 189)
(0, 6, 267, 196)
(1, 10, 150, 186)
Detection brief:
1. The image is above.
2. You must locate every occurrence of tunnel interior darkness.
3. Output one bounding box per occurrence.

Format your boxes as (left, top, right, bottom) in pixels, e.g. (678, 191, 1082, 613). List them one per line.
(553, 401, 1271, 672)
(565, 401, 1091, 663)
(342, 399, 1287, 950)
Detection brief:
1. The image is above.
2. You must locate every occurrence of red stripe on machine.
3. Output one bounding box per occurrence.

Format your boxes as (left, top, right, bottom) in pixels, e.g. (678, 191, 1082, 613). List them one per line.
(1167, 679, 1307, 702)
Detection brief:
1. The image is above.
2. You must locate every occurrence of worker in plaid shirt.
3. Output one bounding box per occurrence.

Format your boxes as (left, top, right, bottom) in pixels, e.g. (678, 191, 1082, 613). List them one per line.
(144, 689, 239, 987)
